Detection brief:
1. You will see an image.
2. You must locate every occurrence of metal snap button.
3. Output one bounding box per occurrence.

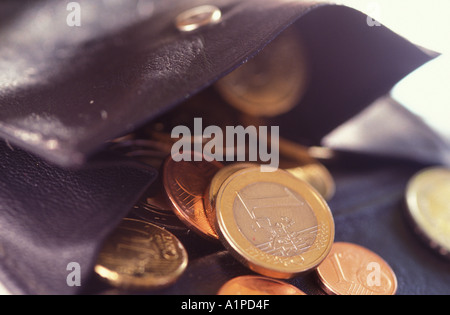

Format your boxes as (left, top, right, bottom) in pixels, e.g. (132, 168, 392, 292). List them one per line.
(175, 5, 222, 32)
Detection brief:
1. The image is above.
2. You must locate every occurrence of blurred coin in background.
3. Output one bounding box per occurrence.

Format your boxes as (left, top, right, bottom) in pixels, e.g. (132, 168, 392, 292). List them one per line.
(405, 167, 450, 259)
(215, 28, 310, 118)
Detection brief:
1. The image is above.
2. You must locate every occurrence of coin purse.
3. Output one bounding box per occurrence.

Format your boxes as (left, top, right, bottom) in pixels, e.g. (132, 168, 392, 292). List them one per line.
(0, 0, 434, 294)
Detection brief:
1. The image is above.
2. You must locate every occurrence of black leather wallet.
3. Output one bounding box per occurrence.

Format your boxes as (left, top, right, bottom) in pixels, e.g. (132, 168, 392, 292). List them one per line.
(1, 0, 447, 295)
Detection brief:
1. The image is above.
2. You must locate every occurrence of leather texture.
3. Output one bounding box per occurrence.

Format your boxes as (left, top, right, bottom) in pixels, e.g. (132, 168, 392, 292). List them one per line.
(0, 0, 444, 296)
(270, 6, 437, 145)
(0, 0, 432, 167)
(0, 140, 158, 295)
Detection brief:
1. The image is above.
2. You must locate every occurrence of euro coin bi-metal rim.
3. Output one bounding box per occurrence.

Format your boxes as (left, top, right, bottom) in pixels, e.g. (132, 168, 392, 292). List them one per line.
(405, 167, 450, 258)
(204, 163, 258, 231)
(95, 219, 188, 291)
(215, 167, 335, 279)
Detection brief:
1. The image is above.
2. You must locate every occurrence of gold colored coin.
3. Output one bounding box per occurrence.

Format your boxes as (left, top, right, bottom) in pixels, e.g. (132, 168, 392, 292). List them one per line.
(287, 164, 335, 201)
(215, 28, 309, 117)
(95, 219, 188, 290)
(217, 275, 306, 295)
(175, 5, 222, 32)
(204, 163, 257, 233)
(278, 138, 335, 201)
(215, 167, 335, 279)
(405, 167, 450, 259)
(316, 242, 398, 295)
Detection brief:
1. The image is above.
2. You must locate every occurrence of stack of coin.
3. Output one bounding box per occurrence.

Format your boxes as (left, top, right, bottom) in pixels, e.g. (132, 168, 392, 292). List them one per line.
(92, 24, 340, 291)
(96, 129, 339, 292)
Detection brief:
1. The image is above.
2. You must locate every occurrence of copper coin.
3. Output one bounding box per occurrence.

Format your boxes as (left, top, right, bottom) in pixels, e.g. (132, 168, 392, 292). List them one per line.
(163, 151, 224, 241)
(217, 275, 306, 295)
(316, 242, 398, 295)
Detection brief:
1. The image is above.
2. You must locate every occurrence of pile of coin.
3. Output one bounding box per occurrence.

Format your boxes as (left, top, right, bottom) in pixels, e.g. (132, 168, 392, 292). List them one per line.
(94, 150, 334, 291)
(95, 128, 402, 295)
(93, 104, 403, 295)
(97, 127, 339, 285)
(92, 24, 406, 294)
